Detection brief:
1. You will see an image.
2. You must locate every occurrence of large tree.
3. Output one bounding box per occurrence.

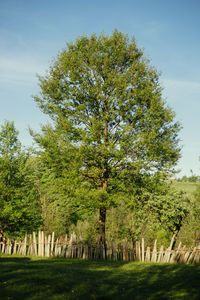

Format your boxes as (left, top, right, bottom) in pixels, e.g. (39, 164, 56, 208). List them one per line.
(34, 31, 181, 245)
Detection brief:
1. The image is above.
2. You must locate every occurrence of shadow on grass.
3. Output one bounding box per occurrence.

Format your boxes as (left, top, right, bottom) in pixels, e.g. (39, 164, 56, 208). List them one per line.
(0, 257, 200, 299)
(0, 257, 31, 263)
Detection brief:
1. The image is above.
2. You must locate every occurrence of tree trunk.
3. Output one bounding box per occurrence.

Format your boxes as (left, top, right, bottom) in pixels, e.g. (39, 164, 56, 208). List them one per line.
(98, 173, 108, 250)
(98, 97, 108, 251)
(172, 226, 182, 249)
(99, 206, 106, 246)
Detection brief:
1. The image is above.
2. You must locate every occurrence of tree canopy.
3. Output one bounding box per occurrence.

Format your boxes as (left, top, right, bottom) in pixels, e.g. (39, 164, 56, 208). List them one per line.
(33, 31, 181, 244)
(0, 121, 42, 237)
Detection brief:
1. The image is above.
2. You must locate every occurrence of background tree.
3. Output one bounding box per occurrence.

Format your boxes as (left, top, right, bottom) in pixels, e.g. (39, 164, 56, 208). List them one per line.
(0, 121, 42, 238)
(34, 31, 181, 245)
(30, 125, 89, 236)
(177, 170, 199, 182)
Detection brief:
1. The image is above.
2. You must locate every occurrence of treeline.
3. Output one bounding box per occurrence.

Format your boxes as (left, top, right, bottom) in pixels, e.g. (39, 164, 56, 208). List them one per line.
(1, 120, 199, 247)
(1, 31, 200, 248)
(177, 172, 200, 183)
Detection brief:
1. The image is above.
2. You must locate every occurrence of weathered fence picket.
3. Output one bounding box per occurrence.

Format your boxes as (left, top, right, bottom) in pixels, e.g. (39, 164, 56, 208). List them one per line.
(145, 246, 151, 262)
(0, 231, 200, 264)
(135, 241, 141, 261)
(157, 245, 164, 262)
(151, 240, 157, 262)
(141, 238, 145, 262)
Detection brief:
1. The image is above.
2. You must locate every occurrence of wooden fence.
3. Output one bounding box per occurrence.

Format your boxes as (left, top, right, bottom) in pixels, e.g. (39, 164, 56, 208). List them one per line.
(0, 231, 200, 264)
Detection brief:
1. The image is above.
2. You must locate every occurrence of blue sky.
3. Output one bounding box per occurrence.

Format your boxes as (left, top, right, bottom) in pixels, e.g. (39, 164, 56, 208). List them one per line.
(0, 0, 200, 177)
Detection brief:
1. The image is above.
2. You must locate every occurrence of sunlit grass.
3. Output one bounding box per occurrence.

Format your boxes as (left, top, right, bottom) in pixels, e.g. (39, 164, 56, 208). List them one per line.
(172, 181, 199, 196)
(0, 256, 200, 299)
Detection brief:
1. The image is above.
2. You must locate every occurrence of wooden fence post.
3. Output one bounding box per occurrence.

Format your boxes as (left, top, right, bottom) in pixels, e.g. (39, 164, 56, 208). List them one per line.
(141, 238, 145, 262)
(27, 234, 32, 256)
(55, 238, 59, 257)
(41, 231, 44, 257)
(157, 245, 164, 263)
(123, 239, 129, 261)
(38, 231, 40, 256)
(135, 241, 141, 261)
(151, 240, 157, 262)
(193, 244, 200, 264)
(44, 235, 48, 257)
(129, 239, 134, 261)
(2, 231, 200, 265)
(163, 234, 175, 263)
(51, 232, 55, 256)
(170, 242, 181, 263)
(187, 247, 197, 264)
(33, 232, 37, 256)
(13, 240, 17, 255)
(23, 234, 27, 256)
(183, 249, 191, 263)
(178, 245, 186, 263)
(83, 244, 89, 259)
(112, 239, 117, 261)
(145, 246, 151, 261)
(2, 240, 5, 254)
(107, 238, 112, 260)
(61, 235, 67, 258)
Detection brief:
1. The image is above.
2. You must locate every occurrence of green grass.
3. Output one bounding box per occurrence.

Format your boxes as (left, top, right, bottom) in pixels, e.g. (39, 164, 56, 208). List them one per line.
(172, 181, 199, 197)
(1, 256, 200, 299)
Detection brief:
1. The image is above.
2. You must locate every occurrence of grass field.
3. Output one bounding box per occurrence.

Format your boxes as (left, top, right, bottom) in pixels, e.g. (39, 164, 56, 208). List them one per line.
(172, 181, 199, 197)
(0, 256, 200, 299)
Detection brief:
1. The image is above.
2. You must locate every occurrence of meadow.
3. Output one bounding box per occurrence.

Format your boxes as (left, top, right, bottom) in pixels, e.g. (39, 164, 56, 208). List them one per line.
(0, 256, 200, 299)
(172, 181, 199, 197)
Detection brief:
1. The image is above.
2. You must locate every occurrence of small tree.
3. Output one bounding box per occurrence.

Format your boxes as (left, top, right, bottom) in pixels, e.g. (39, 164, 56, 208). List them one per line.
(0, 121, 41, 237)
(34, 31, 181, 245)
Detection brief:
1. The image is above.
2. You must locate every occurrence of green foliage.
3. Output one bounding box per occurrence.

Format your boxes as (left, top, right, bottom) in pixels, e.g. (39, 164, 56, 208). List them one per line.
(105, 182, 190, 247)
(0, 32, 189, 244)
(33, 31, 181, 242)
(146, 188, 190, 234)
(69, 215, 99, 243)
(29, 124, 96, 236)
(0, 121, 192, 244)
(166, 181, 200, 247)
(0, 121, 42, 238)
(35, 31, 181, 183)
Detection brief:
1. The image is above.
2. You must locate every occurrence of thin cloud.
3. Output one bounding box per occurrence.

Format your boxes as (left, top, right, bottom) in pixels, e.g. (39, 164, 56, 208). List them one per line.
(163, 79, 200, 90)
(0, 56, 46, 84)
(162, 79, 200, 104)
(140, 21, 166, 40)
